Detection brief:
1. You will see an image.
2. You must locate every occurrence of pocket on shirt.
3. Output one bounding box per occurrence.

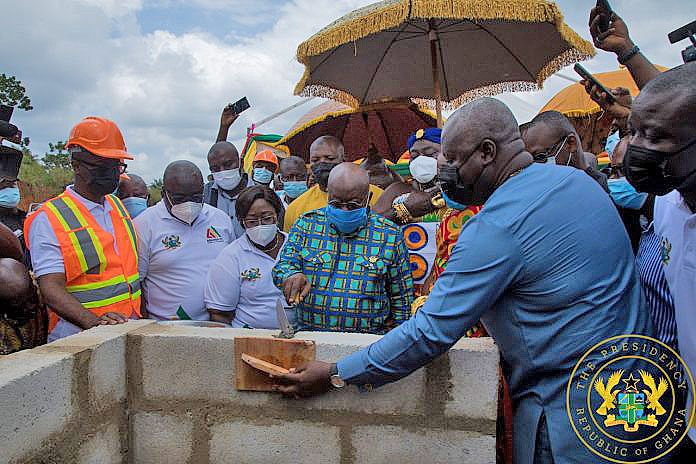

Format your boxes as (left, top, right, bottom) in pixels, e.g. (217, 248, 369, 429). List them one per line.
(300, 249, 332, 272)
(355, 255, 387, 295)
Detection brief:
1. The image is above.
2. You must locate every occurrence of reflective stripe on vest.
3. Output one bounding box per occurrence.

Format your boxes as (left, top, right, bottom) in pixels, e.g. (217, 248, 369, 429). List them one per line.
(108, 195, 139, 263)
(45, 196, 107, 275)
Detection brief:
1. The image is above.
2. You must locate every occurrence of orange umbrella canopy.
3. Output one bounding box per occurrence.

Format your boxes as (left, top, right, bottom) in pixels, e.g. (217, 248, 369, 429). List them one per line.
(540, 66, 668, 117)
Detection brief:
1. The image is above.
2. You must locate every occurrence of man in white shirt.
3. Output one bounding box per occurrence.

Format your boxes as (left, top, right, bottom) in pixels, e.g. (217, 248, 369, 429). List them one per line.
(624, 62, 696, 451)
(135, 161, 233, 321)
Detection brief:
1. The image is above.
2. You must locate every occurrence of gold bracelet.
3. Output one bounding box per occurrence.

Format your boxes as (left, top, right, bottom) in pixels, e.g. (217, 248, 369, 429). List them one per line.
(393, 202, 412, 223)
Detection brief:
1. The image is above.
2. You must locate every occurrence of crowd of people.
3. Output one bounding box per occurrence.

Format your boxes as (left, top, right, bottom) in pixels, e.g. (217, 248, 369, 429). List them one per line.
(1, 6, 695, 464)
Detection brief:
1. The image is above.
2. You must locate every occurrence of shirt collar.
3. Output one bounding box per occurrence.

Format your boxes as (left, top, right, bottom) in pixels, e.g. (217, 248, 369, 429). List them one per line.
(65, 185, 108, 212)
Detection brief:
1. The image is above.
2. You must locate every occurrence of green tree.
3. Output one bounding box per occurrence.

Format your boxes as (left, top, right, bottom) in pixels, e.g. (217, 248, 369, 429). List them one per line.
(42, 141, 71, 170)
(148, 178, 163, 204)
(0, 74, 33, 111)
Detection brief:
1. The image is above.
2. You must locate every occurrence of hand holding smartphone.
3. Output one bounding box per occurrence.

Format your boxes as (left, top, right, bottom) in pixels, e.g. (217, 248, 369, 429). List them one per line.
(228, 97, 250, 116)
(595, 0, 613, 34)
(574, 64, 616, 105)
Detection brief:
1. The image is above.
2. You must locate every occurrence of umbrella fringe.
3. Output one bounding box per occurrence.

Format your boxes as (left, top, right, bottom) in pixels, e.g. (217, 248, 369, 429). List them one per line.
(294, 0, 595, 101)
(277, 106, 357, 145)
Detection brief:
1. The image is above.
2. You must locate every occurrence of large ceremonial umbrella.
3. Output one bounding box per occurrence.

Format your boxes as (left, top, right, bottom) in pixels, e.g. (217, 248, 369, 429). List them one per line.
(539, 66, 667, 154)
(277, 99, 436, 162)
(294, 0, 595, 127)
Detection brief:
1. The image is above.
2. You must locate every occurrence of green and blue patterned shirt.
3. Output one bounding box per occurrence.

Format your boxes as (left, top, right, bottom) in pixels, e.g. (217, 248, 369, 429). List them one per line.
(272, 208, 414, 334)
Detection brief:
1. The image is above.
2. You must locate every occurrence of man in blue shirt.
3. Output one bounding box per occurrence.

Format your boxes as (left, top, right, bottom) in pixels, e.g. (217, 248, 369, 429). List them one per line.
(273, 98, 653, 464)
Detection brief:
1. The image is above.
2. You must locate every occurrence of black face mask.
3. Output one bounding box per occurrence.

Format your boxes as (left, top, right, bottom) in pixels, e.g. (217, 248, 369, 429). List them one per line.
(311, 162, 339, 190)
(84, 164, 120, 196)
(439, 164, 478, 206)
(625, 138, 696, 196)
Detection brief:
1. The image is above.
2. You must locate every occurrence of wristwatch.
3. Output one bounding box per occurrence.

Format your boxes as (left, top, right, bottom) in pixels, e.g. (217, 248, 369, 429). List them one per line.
(329, 363, 345, 389)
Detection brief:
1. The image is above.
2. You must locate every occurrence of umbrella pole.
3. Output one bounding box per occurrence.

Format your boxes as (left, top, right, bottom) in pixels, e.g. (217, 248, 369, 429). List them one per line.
(429, 28, 443, 128)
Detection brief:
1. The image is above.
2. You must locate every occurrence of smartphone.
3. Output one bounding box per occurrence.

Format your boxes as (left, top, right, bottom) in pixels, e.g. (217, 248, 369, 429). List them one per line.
(228, 97, 250, 116)
(0, 105, 13, 122)
(574, 63, 616, 104)
(596, 0, 613, 34)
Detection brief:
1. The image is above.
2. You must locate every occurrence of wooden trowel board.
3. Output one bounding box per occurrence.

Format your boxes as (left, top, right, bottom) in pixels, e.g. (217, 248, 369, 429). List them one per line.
(234, 337, 316, 391)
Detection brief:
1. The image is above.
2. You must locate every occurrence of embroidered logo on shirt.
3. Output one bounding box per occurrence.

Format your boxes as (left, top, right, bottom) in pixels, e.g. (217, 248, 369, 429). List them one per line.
(241, 268, 261, 281)
(206, 226, 223, 242)
(660, 236, 672, 266)
(162, 234, 182, 250)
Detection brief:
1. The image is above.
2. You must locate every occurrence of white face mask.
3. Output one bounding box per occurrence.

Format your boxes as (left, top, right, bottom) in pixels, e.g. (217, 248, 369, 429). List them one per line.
(246, 224, 278, 246)
(409, 155, 438, 184)
(213, 169, 241, 190)
(167, 192, 203, 224)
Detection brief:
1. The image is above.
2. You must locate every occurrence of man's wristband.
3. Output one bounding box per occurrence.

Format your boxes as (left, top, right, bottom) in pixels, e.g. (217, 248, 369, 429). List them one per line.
(618, 45, 640, 65)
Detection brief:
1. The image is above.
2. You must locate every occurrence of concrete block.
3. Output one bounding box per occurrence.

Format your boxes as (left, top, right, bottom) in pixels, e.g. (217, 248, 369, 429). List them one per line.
(297, 339, 426, 416)
(78, 421, 122, 464)
(0, 351, 74, 463)
(132, 411, 193, 464)
(88, 334, 126, 408)
(446, 338, 499, 420)
(137, 331, 273, 406)
(210, 419, 341, 464)
(352, 425, 495, 464)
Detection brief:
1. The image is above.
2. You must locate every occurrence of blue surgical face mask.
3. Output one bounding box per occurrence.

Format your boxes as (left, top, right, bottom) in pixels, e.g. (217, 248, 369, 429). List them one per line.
(253, 167, 273, 185)
(326, 204, 368, 234)
(283, 181, 308, 199)
(605, 131, 621, 159)
(441, 188, 468, 210)
(0, 186, 20, 208)
(122, 196, 148, 218)
(608, 177, 649, 210)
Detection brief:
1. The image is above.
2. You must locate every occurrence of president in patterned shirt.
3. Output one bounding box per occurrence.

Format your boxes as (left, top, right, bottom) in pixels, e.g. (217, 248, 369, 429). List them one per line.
(273, 163, 414, 334)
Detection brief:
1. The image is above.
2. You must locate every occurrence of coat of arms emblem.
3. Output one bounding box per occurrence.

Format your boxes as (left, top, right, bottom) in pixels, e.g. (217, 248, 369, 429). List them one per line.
(241, 268, 261, 281)
(162, 234, 182, 250)
(594, 370, 669, 432)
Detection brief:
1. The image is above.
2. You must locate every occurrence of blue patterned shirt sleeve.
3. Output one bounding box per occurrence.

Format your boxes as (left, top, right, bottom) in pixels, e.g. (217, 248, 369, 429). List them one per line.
(272, 215, 308, 287)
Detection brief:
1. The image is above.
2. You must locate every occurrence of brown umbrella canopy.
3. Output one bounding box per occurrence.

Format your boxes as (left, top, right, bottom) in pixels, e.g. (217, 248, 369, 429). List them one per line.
(295, 0, 595, 113)
(278, 100, 436, 162)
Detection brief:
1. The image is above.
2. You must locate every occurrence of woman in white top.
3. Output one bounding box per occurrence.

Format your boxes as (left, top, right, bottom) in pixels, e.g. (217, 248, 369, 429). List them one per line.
(205, 185, 288, 328)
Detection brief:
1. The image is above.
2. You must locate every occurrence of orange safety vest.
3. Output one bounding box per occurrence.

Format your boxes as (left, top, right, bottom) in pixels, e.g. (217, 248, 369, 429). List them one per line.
(24, 190, 141, 332)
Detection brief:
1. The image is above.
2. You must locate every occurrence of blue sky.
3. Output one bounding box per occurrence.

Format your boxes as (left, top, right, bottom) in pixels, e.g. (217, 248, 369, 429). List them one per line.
(1, 0, 693, 182)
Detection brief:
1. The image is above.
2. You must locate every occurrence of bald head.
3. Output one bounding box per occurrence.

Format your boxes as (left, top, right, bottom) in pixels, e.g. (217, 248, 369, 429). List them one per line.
(442, 97, 520, 161)
(309, 136, 344, 164)
(327, 162, 369, 207)
(118, 173, 148, 200)
(0, 258, 32, 300)
(207, 141, 240, 173)
(163, 160, 203, 198)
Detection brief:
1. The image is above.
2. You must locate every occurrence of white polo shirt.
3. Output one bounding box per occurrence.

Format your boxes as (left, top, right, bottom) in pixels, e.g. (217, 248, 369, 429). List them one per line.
(135, 201, 233, 321)
(654, 190, 696, 443)
(204, 233, 289, 329)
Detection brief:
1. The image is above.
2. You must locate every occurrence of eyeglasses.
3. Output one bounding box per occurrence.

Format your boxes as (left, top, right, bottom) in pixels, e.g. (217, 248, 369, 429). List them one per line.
(78, 158, 127, 174)
(279, 174, 308, 182)
(532, 136, 568, 163)
(243, 214, 277, 228)
(328, 199, 368, 211)
(165, 190, 204, 204)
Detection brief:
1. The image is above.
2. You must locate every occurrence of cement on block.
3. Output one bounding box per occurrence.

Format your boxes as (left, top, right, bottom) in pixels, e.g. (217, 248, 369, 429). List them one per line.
(445, 342, 499, 421)
(352, 425, 495, 464)
(300, 342, 426, 416)
(77, 421, 122, 464)
(137, 333, 273, 406)
(132, 412, 193, 464)
(89, 335, 126, 407)
(209, 419, 341, 464)
(47, 319, 158, 349)
(0, 351, 74, 463)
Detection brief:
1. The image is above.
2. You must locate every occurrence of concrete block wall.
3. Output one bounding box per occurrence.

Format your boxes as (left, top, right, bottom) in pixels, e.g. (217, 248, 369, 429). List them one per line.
(0, 321, 500, 464)
(129, 325, 500, 464)
(0, 320, 156, 464)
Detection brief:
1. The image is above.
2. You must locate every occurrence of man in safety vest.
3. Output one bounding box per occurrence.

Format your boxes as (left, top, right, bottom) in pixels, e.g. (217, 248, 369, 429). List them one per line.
(24, 117, 141, 341)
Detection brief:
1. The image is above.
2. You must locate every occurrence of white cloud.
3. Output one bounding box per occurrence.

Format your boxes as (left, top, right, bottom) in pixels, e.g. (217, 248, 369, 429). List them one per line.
(2, 0, 693, 183)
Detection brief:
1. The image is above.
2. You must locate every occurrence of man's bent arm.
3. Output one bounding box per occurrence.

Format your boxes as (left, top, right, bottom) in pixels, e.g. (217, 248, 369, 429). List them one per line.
(337, 220, 522, 387)
(38, 273, 101, 329)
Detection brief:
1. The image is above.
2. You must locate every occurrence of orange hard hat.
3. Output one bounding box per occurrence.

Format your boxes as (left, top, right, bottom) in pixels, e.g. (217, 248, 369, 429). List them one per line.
(67, 117, 133, 160)
(253, 150, 279, 168)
